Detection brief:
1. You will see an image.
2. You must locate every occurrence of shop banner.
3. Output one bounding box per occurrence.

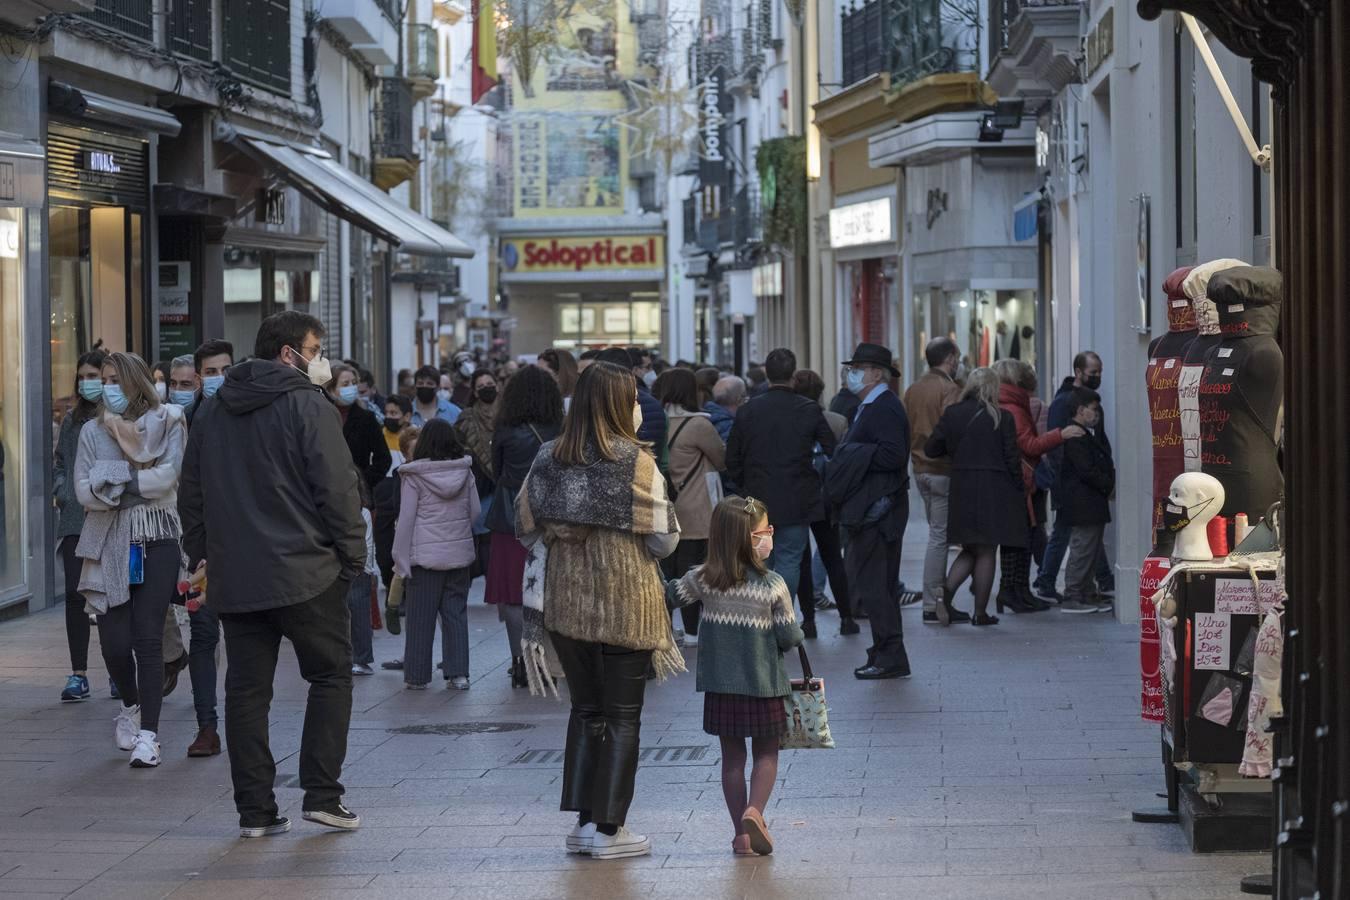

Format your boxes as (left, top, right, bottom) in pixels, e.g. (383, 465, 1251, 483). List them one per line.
(500, 234, 663, 276)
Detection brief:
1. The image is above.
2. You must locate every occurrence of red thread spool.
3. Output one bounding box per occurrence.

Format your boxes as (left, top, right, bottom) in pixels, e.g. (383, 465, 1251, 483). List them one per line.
(1207, 515, 1230, 557)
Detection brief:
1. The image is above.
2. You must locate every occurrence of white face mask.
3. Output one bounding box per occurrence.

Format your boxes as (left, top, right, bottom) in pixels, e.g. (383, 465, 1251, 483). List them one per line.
(289, 346, 332, 387)
(459, 360, 474, 378)
(642, 370, 657, 389)
(632, 402, 643, 433)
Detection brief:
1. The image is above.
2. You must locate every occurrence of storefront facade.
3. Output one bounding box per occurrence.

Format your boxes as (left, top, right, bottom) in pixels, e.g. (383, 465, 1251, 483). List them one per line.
(829, 192, 900, 369)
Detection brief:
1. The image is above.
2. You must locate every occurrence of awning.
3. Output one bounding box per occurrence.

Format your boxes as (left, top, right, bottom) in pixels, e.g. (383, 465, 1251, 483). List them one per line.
(48, 82, 181, 137)
(239, 136, 473, 258)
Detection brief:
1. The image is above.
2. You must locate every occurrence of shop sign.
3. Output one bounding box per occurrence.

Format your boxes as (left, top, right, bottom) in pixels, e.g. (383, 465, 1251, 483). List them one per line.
(829, 197, 893, 249)
(698, 66, 732, 193)
(1085, 7, 1114, 78)
(500, 234, 665, 275)
(84, 150, 121, 174)
(752, 260, 782, 298)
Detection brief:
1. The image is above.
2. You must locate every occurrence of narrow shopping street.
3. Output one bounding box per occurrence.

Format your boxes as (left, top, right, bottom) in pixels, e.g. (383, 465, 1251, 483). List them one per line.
(0, 513, 1260, 899)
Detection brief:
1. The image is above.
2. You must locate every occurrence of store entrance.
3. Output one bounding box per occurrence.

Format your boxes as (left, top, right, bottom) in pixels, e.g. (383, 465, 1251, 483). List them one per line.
(222, 245, 318, 361)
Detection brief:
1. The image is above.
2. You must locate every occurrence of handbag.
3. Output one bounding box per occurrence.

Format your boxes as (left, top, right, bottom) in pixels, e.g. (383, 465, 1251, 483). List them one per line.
(780, 645, 835, 750)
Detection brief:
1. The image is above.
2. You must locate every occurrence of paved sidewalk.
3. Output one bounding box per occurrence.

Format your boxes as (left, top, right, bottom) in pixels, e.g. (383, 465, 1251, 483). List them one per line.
(0, 515, 1263, 899)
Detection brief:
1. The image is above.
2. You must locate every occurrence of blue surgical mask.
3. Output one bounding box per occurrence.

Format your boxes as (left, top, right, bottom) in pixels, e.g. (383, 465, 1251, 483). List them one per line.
(102, 384, 129, 415)
(170, 389, 197, 411)
(337, 385, 360, 406)
(845, 368, 866, 395)
(78, 379, 103, 403)
(202, 374, 225, 398)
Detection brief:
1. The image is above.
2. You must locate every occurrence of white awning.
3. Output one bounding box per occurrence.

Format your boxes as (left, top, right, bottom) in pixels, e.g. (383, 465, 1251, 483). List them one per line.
(242, 137, 474, 259)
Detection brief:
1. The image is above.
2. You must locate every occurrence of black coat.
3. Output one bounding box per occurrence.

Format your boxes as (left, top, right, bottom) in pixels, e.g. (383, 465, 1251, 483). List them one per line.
(925, 398, 1028, 548)
(832, 388, 910, 536)
(726, 385, 838, 526)
(486, 422, 560, 534)
(1058, 427, 1115, 526)
(179, 360, 367, 613)
(342, 401, 392, 491)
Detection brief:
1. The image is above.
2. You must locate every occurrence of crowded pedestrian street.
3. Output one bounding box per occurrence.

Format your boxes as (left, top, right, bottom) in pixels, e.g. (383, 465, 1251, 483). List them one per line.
(0, 509, 1259, 899)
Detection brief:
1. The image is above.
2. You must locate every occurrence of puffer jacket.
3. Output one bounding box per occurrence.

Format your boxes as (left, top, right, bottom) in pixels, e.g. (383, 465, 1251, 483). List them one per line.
(392, 456, 480, 575)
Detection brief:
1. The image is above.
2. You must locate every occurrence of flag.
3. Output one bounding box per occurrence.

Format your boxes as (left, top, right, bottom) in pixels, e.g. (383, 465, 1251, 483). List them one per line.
(471, 0, 498, 104)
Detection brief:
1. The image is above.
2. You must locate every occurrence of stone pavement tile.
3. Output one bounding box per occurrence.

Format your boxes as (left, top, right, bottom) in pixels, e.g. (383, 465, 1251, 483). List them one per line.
(65, 881, 178, 900)
(0, 877, 85, 896)
(847, 873, 1066, 899)
(169, 876, 371, 898)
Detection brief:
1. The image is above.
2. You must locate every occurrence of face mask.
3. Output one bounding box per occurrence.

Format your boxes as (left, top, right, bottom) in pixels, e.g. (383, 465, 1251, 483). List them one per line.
(632, 403, 644, 433)
(1162, 496, 1214, 533)
(476, 386, 498, 405)
(384, 418, 404, 434)
(287, 346, 331, 387)
(437, 388, 452, 403)
(416, 386, 437, 404)
(154, 382, 167, 400)
(845, 367, 866, 395)
(753, 533, 773, 561)
(102, 384, 129, 415)
(170, 389, 197, 411)
(201, 374, 225, 398)
(78, 379, 104, 403)
(642, 370, 657, 389)
(337, 385, 360, 406)
(459, 360, 475, 378)
(1082, 374, 1102, 391)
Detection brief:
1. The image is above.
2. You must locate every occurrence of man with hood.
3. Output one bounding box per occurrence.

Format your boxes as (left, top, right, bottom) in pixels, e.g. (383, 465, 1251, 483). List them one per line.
(179, 310, 367, 840)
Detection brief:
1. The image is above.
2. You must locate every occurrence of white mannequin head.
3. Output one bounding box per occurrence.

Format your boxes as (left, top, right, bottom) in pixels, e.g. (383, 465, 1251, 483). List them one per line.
(1165, 472, 1226, 561)
(1182, 258, 1248, 336)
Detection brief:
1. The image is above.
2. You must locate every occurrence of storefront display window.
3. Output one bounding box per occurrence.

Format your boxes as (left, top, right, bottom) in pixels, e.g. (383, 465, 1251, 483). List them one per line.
(912, 287, 1037, 377)
(0, 208, 26, 594)
(553, 292, 660, 348)
(224, 245, 319, 358)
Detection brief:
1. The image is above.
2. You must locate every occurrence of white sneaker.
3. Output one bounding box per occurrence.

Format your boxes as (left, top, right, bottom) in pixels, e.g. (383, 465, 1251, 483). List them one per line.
(683, 633, 698, 646)
(450, 676, 470, 690)
(114, 704, 141, 751)
(129, 730, 161, 768)
(673, 627, 685, 648)
(566, 822, 596, 853)
(589, 826, 651, 860)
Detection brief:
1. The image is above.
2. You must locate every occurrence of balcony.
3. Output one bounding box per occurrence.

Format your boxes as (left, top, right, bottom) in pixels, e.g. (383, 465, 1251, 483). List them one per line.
(372, 78, 418, 190)
(692, 185, 761, 257)
(839, 0, 982, 91)
(986, 0, 1082, 99)
(407, 23, 439, 100)
(168, 0, 213, 61)
(223, 0, 292, 94)
(78, 0, 153, 42)
(323, 0, 399, 66)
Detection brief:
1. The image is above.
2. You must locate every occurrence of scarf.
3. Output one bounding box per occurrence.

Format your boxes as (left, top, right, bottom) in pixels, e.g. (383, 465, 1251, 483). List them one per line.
(460, 401, 496, 479)
(515, 439, 683, 697)
(100, 405, 181, 464)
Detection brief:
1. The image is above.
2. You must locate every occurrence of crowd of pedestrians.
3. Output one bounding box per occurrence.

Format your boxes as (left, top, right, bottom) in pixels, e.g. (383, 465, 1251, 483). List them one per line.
(49, 314, 1116, 856)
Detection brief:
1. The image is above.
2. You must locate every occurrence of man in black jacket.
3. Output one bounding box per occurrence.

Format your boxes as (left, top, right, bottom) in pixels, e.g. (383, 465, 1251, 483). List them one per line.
(180, 310, 367, 839)
(726, 348, 837, 637)
(833, 344, 913, 679)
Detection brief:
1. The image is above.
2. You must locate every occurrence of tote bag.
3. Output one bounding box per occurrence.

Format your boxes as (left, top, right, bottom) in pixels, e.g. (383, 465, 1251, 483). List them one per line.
(780, 645, 835, 750)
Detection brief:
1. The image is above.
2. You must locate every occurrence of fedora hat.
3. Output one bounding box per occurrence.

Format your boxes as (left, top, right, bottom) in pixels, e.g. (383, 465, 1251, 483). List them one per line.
(843, 343, 899, 378)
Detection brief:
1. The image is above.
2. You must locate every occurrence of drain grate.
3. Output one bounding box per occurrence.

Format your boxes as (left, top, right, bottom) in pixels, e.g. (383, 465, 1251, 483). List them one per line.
(389, 722, 534, 736)
(510, 745, 711, 766)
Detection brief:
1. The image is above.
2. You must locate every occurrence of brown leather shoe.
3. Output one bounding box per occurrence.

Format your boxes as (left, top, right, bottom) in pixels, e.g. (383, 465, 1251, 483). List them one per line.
(187, 725, 221, 757)
(162, 653, 188, 698)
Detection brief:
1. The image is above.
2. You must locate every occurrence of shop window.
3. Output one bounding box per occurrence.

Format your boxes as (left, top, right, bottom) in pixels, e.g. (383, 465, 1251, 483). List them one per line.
(917, 288, 1036, 375)
(0, 209, 26, 594)
(223, 245, 317, 360)
(553, 294, 661, 349)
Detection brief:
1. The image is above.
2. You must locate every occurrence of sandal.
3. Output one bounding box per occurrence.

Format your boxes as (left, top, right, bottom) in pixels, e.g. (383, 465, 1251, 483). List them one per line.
(971, 613, 1000, 626)
(732, 834, 755, 855)
(740, 806, 774, 856)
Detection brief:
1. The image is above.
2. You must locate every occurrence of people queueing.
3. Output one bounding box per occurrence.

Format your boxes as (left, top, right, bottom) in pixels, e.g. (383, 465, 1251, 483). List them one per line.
(74, 351, 188, 768)
(54, 348, 108, 702)
(666, 496, 804, 857)
(828, 344, 912, 678)
(726, 348, 838, 639)
(392, 419, 480, 690)
(180, 310, 367, 838)
(1056, 388, 1117, 614)
(924, 367, 1027, 626)
(484, 365, 563, 688)
(704, 375, 745, 443)
(515, 360, 682, 860)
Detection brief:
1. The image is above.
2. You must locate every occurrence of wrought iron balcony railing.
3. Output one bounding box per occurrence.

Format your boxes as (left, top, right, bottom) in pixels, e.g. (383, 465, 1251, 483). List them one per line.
(990, 0, 1078, 53)
(78, 0, 153, 42)
(373, 77, 415, 160)
(223, 0, 293, 94)
(168, 0, 213, 60)
(839, 0, 982, 90)
(408, 23, 439, 79)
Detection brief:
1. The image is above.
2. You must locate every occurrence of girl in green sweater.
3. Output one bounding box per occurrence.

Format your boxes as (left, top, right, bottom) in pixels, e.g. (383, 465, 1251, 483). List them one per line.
(667, 497, 805, 856)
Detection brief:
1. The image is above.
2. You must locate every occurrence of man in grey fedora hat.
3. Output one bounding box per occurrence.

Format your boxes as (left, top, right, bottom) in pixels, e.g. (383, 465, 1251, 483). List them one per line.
(826, 343, 913, 679)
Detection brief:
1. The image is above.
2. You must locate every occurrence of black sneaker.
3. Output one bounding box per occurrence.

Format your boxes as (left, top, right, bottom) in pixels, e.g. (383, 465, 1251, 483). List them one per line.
(303, 803, 361, 830)
(947, 608, 972, 624)
(240, 816, 291, 839)
(839, 619, 860, 636)
(922, 610, 939, 624)
(801, 621, 817, 639)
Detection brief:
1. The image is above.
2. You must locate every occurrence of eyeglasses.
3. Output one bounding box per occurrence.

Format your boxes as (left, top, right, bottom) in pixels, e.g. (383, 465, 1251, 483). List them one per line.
(751, 525, 775, 538)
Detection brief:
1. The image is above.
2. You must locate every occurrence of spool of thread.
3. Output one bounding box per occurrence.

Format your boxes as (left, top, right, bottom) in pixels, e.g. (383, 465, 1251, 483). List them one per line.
(1234, 513, 1251, 547)
(1207, 515, 1230, 557)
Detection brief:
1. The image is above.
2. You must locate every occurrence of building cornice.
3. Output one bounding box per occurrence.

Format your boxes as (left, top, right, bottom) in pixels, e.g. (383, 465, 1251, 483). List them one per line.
(813, 73, 893, 139)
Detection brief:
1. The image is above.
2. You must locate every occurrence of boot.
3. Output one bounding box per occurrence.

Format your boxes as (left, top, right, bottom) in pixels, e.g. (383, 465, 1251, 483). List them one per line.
(995, 588, 1036, 614)
(187, 724, 221, 757)
(1017, 584, 1051, 611)
(510, 657, 528, 688)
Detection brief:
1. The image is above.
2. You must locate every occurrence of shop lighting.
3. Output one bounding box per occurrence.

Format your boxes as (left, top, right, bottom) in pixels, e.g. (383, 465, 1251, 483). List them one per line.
(978, 115, 1004, 143)
(991, 100, 1024, 130)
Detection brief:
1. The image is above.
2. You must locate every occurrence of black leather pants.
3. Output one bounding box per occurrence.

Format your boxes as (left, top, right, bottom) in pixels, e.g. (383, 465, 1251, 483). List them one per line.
(549, 632, 653, 826)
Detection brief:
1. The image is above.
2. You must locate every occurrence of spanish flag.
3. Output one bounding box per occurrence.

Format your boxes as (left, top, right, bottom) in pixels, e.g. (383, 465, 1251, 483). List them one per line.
(471, 0, 497, 103)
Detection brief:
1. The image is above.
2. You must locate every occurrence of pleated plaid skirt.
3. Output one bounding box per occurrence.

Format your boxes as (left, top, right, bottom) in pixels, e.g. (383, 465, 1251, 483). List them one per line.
(703, 692, 788, 739)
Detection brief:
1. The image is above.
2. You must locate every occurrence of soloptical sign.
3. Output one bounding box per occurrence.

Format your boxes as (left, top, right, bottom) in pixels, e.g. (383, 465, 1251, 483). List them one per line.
(500, 235, 665, 278)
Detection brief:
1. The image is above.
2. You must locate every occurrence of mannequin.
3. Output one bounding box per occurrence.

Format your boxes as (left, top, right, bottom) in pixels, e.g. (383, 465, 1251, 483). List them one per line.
(1199, 266, 1284, 518)
(1178, 259, 1248, 473)
(1146, 266, 1197, 542)
(1163, 472, 1226, 561)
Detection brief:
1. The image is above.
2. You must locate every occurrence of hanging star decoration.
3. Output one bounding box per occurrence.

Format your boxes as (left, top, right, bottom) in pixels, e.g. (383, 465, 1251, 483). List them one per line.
(615, 71, 707, 167)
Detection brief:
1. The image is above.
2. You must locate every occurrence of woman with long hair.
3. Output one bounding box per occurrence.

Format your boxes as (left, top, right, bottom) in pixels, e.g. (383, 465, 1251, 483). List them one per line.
(924, 367, 1028, 625)
(73, 351, 188, 766)
(515, 361, 682, 860)
(455, 368, 500, 577)
(53, 348, 108, 702)
(484, 365, 563, 687)
(326, 362, 391, 491)
(537, 348, 579, 409)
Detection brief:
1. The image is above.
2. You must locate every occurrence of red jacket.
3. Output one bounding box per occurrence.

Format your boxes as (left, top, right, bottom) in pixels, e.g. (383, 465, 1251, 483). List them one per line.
(997, 382, 1065, 495)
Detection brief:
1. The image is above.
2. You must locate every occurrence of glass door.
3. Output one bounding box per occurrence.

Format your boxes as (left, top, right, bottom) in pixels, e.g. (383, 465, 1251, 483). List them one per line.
(0, 208, 27, 593)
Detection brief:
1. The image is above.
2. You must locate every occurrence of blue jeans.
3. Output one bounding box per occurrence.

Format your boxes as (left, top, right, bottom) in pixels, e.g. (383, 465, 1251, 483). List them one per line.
(1036, 517, 1114, 592)
(347, 573, 375, 666)
(768, 524, 811, 619)
(188, 603, 221, 728)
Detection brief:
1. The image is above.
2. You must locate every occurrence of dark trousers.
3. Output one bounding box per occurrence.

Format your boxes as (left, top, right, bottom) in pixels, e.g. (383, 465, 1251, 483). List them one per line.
(188, 603, 221, 728)
(346, 573, 375, 666)
(96, 541, 178, 732)
(403, 566, 471, 684)
(660, 539, 707, 634)
(1037, 516, 1114, 592)
(797, 518, 851, 622)
(845, 496, 910, 671)
(220, 577, 352, 826)
(549, 632, 652, 826)
(60, 536, 90, 672)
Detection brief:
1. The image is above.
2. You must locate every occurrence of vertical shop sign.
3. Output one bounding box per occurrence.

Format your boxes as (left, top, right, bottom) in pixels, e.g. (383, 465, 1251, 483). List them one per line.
(158, 261, 194, 359)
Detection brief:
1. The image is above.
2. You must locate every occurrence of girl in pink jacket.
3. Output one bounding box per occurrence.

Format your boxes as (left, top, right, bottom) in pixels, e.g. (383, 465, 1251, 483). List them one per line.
(392, 419, 480, 689)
